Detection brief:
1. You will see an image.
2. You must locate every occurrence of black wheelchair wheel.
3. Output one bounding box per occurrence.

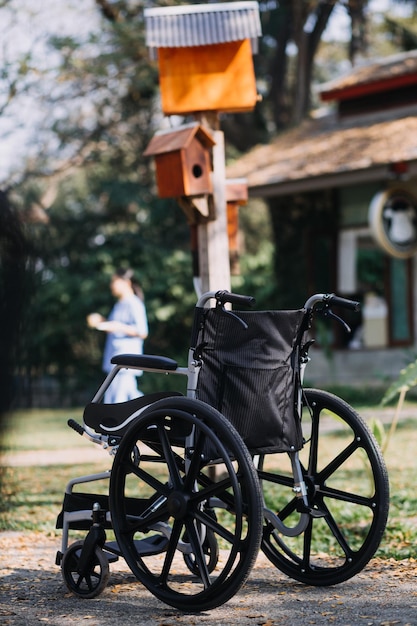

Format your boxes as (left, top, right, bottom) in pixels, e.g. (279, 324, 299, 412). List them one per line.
(61, 540, 110, 599)
(109, 397, 263, 612)
(261, 388, 390, 586)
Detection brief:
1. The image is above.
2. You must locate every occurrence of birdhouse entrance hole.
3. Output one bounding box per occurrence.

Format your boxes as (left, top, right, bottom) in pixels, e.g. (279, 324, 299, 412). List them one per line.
(193, 164, 203, 178)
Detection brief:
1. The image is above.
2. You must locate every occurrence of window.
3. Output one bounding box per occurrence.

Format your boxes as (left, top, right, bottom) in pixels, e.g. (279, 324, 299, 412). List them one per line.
(338, 228, 413, 348)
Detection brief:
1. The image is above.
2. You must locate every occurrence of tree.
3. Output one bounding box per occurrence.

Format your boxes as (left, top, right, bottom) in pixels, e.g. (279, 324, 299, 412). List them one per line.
(0, 1, 198, 403)
(221, 0, 370, 148)
(0, 190, 29, 412)
(256, 0, 370, 131)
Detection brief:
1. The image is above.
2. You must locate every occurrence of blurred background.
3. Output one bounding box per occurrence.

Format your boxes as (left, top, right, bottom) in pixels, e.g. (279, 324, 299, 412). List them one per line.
(1, 0, 416, 409)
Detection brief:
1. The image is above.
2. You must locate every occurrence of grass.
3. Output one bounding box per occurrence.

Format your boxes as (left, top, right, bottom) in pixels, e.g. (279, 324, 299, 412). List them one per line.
(1, 407, 89, 452)
(1, 406, 417, 560)
(0, 408, 111, 532)
(378, 416, 417, 559)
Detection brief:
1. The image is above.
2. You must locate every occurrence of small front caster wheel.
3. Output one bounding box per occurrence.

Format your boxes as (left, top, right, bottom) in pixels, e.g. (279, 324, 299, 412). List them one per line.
(61, 540, 110, 599)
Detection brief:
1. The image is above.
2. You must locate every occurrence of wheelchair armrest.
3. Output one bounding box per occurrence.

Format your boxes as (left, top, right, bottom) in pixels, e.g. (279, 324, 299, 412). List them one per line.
(110, 354, 178, 371)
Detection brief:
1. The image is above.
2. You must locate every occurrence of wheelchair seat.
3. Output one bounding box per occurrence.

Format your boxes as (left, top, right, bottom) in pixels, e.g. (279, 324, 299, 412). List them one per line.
(83, 391, 183, 437)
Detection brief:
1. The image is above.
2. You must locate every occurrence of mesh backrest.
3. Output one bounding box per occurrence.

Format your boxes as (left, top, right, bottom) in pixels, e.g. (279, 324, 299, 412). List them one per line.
(196, 308, 306, 454)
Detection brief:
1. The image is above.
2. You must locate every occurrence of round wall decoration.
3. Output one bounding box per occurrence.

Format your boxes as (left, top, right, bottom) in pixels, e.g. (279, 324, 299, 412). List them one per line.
(369, 188, 417, 258)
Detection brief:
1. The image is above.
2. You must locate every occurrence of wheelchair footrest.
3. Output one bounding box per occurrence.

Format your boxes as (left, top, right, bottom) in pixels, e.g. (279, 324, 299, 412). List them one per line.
(105, 535, 168, 558)
(104, 534, 169, 557)
(135, 534, 169, 556)
(106, 535, 168, 557)
(101, 545, 120, 563)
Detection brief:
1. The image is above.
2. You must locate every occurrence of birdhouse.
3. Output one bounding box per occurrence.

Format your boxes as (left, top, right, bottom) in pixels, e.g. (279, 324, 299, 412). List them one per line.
(143, 124, 216, 199)
(144, 2, 261, 115)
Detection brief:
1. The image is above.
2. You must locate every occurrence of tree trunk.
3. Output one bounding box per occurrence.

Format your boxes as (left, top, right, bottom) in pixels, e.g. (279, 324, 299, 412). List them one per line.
(293, 1, 336, 124)
(270, 1, 293, 130)
(347, 0, 369, 64)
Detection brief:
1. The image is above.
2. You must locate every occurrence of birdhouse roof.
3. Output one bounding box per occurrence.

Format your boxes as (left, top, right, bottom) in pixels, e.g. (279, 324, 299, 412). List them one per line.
(143, 124, 216, 157)
(144, 1, 261, 50)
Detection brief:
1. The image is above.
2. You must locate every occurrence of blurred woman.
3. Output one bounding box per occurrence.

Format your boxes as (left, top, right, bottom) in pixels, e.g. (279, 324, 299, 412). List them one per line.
(87, 268, 148, 403)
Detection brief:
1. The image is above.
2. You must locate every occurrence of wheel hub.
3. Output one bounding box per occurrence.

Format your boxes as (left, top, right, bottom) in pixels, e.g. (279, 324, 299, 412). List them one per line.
(167, 491, 190, 519)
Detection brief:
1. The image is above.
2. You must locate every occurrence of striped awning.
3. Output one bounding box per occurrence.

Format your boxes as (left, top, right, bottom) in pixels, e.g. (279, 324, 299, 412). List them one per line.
(144, 2, 261, 51)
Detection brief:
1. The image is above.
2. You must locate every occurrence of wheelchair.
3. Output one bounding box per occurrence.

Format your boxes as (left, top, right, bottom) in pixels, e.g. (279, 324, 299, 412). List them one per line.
(56, 290, 389, 610)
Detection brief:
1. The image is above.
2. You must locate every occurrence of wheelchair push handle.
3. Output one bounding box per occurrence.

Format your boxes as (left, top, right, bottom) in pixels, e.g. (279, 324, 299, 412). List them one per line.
(304, 293, 360, 334)
(304, 293, 360, 312)
(195, 290, 256, 309)
(213, 291, 256, 330)
(325, 294, 360, 311)
(191, 290, 256, 350)
(215, 290, 256, 308)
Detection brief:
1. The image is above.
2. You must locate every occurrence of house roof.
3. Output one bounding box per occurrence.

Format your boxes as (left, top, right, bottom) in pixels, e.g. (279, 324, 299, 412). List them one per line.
(226, 108, 417, 196)
(320, 49, 417, 101)
(144, 2, 261, 49)
(226, 50, 417, 197)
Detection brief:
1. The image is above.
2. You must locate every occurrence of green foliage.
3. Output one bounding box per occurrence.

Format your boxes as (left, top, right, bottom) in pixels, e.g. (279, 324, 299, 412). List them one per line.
(3, 1, 199, 403)
(15, 172, 195, 401)
(368, 417, 387, 450)
(381, 359, 417, 405)
(230, 199, 277, 308)
(14, 164, 277, 403)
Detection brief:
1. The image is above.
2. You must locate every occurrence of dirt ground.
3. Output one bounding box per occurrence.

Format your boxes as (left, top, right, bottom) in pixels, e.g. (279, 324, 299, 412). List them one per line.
(1, 405, 417, 625)
(1, 530, 416, 626)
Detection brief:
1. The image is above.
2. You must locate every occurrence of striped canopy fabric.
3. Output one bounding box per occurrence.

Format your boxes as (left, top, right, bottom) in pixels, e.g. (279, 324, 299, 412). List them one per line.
(144, 1, 261, 51)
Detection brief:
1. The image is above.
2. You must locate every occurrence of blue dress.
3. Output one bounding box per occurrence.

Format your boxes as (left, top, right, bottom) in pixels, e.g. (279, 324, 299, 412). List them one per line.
(102, 295, 148, 403)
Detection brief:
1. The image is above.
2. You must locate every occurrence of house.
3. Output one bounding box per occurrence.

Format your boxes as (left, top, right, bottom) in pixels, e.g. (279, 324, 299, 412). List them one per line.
(226, 50, 417, 386)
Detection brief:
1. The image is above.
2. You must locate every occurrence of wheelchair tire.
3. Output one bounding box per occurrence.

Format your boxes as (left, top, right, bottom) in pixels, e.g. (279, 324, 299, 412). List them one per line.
(261, 388, 390, 586)
(109, 396, 263, 611)
(61, 540, 110, 599)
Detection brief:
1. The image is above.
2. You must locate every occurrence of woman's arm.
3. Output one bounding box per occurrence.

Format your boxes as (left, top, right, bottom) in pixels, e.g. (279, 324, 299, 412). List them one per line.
(87, 303, 148, 339)
(97, 320, 145, 337)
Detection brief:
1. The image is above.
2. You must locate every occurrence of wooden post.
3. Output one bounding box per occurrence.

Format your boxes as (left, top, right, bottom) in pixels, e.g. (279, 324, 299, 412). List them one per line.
(196, 128, 231, 294)
(143, 3, 261, 295)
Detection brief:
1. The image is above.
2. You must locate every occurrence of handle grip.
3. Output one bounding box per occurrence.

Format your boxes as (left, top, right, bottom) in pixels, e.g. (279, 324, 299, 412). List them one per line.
(215, 290, 256, 308)
(328, 295, 360, 312)
(68, 418, 85, 436)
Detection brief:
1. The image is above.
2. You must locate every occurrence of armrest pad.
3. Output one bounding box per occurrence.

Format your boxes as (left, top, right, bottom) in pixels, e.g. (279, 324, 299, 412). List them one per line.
(110, 354, 178, 371)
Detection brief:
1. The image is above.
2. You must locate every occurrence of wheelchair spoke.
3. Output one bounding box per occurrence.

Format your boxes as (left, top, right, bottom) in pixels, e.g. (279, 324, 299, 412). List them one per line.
(320, 501, 353, 559)
(183, 430, 207, 490)
(125, 457, 171, 498)
(318, 483, 376, 508)
(158, 422, 183, 489)
(317, 439, 361, 483)
(183, 518, 211, 588)
(160, 519, 183, 583)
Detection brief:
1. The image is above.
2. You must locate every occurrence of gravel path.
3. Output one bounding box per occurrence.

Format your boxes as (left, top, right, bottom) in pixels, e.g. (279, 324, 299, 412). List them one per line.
(1, 531, 416, 626)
